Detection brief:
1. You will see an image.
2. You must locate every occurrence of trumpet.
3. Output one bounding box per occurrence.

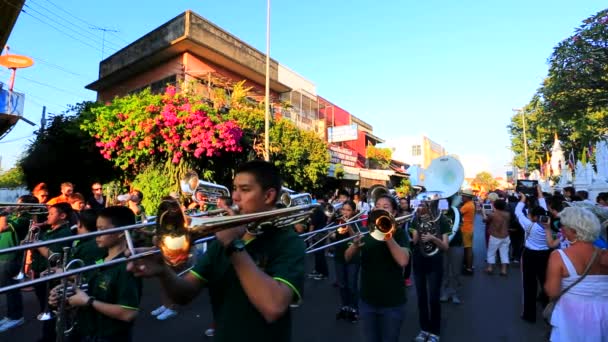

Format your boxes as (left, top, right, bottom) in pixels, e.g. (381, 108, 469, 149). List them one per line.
(37, 252, 63, 321)
(56, 257, 87, 341)
(0, 202, 48, 215)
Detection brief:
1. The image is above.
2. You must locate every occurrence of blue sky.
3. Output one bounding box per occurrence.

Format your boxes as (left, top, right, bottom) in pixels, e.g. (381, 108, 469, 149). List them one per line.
(1, 0, 606, 177)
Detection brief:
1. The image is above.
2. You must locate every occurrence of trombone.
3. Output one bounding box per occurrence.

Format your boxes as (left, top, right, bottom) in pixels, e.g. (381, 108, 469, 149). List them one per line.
(367, 209, 416, 241)
(303, 211, 366, 253)
(0, 204, 321, 293)
(0, 202, 48, 215)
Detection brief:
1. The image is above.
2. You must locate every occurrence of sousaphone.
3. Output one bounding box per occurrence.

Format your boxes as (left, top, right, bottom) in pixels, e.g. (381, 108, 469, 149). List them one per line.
(413, 156, 465, 256)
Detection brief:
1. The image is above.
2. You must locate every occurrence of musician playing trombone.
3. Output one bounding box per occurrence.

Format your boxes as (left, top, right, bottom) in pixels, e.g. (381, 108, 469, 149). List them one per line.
(127, 160, 306, 342)
(345, 195, 410, 342)
(49, 206, 143, 342)
(0, 194, 38, 332)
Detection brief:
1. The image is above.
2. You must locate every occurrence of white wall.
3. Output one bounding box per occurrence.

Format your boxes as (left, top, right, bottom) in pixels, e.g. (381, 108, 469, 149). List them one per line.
(0, 187, 29, 202)
(382, 135, 424, 167)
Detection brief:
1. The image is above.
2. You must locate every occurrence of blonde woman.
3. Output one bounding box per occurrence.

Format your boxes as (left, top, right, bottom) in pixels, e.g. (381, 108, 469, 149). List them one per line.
(544, 207, 608, 342)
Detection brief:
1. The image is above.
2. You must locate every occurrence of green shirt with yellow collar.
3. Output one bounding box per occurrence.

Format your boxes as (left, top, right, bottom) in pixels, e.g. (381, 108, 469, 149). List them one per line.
(31, 223, 73, 273)
(190, 226, 305, 342)
(75, 252, 142, 339)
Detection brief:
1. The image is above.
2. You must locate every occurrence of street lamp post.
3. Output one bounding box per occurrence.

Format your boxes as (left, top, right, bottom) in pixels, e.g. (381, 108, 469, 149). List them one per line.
(264, 0, 271, 161)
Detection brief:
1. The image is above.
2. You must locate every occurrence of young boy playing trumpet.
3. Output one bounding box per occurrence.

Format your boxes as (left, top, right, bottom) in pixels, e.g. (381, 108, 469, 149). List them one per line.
(49, 206, 142, 342)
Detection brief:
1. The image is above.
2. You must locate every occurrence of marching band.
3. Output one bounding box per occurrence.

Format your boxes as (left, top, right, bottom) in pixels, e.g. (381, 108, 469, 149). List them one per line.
(0, 156, 607, 342)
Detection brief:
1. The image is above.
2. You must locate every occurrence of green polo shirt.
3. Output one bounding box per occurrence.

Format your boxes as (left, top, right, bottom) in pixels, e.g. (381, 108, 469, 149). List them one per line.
(31, 223, 73, 273)
(0, 215, 31, 261)
(190, 227, 305, 342)
(75, 253, 142, 338)
(334, 222, 363, 264)
(359, 227, 408, 307)
(71, 238, 106, 267)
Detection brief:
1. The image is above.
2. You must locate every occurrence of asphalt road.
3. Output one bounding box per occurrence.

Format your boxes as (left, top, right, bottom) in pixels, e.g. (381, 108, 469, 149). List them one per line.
(2, 214, 549, 341)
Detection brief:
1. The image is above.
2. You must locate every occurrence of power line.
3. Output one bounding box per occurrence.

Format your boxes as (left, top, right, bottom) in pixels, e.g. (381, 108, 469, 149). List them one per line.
(0, 68, 90, 98)
(8, 48, 94, 80)
(27, 0, 123, 51)
(39, 0, 130, 45)
(17, 8, 102, 52)
(0, 134, 35, 143)
(22, 3, 119, 53)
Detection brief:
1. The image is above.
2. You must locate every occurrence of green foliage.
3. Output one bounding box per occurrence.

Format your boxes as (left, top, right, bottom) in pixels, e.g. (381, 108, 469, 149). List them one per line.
(226, 87, 330, 192)
(542, 9, 608, 120)
(394, 178, 411, 197)
(366, 145, 392, 169)
(509, 9, 608, 165)
(130, 163, 174, 215)
(0, 166, 25, 188)
(472, 171, 499, 192)
(19, 103, 120, 195)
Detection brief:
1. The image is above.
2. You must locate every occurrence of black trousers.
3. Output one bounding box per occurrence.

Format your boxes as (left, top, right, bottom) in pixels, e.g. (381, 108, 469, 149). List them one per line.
(521, 248, 551, 322)
(509, 228, 524, 261)
(413, 252, 443, 336)
(314, 250, 329, 277)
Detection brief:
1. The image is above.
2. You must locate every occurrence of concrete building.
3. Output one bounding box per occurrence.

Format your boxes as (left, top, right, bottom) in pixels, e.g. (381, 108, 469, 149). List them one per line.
(86, 10, 323, 135)
(383, 135, 446, 169)
(85, 10, 394, 188)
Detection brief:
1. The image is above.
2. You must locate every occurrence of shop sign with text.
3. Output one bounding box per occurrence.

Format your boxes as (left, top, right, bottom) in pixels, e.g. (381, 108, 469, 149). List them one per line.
(329, 145, 357, 167)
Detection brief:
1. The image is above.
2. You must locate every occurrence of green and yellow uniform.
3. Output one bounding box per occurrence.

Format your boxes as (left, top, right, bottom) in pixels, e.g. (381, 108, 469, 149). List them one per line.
(30, 223, 73, 274)
(359, 226, 409, 307)
(75, 252, 142, 341)
(190, 227, 305, 342)
(71, 238, 106, 267)
(0, 215, 30, 262)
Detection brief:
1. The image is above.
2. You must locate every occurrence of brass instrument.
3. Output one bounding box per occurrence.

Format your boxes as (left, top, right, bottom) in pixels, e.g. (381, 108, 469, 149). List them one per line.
(0, 202, 48, 215)
(37, 252, 63, 321)
(279, 192, 313, 207)
(55, 247, 71, 342)
(411, 156, 465, 257)
(158, 204, 321, 266)
(367, 185, 397, 208)
(304, 211, 366, 252)
(367, 209, 415, 241)
(180, 171, 231, 207)
(56, 257, 87, 341)
(0, 203, 322, 293)
(13, 219, 39, 281)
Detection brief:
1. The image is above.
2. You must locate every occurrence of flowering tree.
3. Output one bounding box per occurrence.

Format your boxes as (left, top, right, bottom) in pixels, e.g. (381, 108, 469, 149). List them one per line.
(82, 86, 243, 175)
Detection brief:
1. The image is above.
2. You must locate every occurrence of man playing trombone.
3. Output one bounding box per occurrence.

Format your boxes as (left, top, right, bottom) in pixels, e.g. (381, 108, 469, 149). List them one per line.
(127, 160, 306, 342)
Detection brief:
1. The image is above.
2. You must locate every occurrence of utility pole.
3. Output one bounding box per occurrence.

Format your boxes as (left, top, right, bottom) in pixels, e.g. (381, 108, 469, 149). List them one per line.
(513, 108, 528, 176)
(264, 0, 271, 161)
(91, 27, 119, 60)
